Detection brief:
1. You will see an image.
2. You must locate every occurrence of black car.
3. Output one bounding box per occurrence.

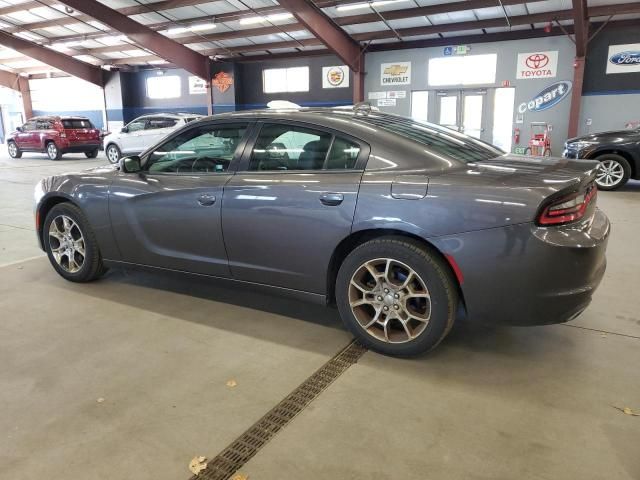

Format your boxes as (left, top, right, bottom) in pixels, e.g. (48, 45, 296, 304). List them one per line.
(564, 127, 640, 190)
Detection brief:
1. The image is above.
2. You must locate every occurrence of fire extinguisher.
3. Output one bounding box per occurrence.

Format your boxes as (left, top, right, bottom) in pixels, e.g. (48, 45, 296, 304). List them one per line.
(513, 128, 520, 144)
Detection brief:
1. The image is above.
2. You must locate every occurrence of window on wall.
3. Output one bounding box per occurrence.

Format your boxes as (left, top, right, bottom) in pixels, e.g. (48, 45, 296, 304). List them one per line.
(411, 91, 429, 122)
(263, 67, 309, 93)
(492, 87, 516, 152)
(428, 55, 497, 86)
(146, 75, 181, 99)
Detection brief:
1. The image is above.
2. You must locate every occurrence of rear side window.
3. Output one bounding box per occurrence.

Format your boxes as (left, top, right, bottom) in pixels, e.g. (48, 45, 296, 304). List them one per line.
(249, 123, 361, 171)
(146, 117, 179, 130)
(62, 119, 94, 129)
(356, 114, 503, 163)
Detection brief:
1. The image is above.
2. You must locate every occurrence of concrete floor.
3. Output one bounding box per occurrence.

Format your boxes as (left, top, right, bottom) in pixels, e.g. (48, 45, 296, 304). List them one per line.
(1, 148, 639, 480)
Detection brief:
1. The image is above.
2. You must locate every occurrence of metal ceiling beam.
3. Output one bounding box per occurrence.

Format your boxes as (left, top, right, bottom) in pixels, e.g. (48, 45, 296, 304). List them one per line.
(0, 70, 33, 118)
(57, 0, 210, 80)
(0, 31, 103, 86)
(274, 0, 362, 73)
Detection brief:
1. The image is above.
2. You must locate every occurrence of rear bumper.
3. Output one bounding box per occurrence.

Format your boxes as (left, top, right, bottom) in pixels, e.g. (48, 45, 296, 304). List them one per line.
(431, 209, 610, 326)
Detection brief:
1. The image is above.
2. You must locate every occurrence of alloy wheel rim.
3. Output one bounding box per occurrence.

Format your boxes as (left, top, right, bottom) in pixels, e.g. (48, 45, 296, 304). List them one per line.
(107, 147, 118, 163)
(596, 160, 624, 187)
(349, 258, 431, 344)
(48, 215, 85, 273)
(48, 143, 57, 158)
(8, 143, 16, 156)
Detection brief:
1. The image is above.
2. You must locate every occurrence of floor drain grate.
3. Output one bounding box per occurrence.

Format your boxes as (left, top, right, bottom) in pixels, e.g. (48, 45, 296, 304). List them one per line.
(190, 340, 367, 480)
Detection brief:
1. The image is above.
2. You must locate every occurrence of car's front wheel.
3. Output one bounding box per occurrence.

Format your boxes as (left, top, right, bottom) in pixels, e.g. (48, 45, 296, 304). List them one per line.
(595, 154, 631, 190)
(105, 144, 121, 164)
(43, 203, 106, 282)
(7, 141, 22, 158)
(336, 238, 458, 357)
(46, 141, 62, 160)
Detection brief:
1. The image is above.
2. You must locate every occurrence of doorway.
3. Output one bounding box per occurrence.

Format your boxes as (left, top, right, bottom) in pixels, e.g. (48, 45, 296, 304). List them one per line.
(435, 89, 489, 140)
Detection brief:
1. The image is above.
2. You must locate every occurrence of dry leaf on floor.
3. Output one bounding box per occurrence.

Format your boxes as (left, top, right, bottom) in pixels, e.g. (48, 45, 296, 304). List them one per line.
(96, 397, 105, 403)
(612, 405, 640, 416)
(231, 474, 248, 480)
(226, 379, 238, 388)
(188, 456, 208, 475)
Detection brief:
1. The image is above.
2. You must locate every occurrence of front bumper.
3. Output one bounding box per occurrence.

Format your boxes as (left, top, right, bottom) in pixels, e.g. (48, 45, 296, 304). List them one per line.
(431, 209, 610, 326)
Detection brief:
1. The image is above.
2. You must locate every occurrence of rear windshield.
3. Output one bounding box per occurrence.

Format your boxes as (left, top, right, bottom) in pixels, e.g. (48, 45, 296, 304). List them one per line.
(62, 119, 94, 129)
(354, 114, 504, 163)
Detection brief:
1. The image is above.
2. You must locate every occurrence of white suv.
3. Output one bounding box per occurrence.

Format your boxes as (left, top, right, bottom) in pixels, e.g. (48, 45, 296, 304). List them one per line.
(103, 113, 203, 163)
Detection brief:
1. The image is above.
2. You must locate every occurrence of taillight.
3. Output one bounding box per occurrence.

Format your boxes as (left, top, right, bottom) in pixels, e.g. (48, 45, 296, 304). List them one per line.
(537, 185, 597, 226)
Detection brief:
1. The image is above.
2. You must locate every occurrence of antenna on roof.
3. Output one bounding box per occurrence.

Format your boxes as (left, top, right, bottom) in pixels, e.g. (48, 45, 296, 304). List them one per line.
(353, 102, 378, 115)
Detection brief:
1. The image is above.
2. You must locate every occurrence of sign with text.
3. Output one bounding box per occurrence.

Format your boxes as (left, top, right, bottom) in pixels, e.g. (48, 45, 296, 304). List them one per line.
(606, 43, 640, 74)
(188, 76, 207, 95)
(322, 65, 349, 88)
(516, 51, 558, 79)
(387, 90, 407, 99)
(381, 62, 411, 85)
(377, 98, 397, 107)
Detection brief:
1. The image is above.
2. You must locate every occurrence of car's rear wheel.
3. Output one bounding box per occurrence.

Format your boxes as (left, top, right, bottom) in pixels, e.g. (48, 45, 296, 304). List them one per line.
(595, 154, 631, 190)
(85, 149, 99, 159)
(7, 141, 22, 158)
(46, 141, 62, 160)
(106, 144, 121, 164)
(336, 238, 458, 357)
(43, 203, 106, 282)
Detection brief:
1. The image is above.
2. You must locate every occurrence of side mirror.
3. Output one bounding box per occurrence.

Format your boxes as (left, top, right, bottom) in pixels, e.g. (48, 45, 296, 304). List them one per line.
(120, 156, 142, 173)
(16, 126, 23, 132)
(121, 126, 128, 133)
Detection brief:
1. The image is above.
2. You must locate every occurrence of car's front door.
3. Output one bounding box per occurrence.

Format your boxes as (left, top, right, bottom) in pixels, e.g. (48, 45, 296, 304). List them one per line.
(16, 120, 37, 149)
(222, 121, 368, 294)
(119, 118, 147, 154)
(109, 121, 251, 276)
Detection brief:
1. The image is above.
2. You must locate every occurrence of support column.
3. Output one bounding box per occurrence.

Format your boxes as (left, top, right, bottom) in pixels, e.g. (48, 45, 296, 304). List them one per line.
(353, 69, 364, 104)
(568, 56, 585, 138)
(18, 77, 32, 119)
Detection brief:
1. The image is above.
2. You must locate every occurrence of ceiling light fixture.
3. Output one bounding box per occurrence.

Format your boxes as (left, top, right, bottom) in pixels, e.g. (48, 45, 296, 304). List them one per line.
(336, 0, 408, 12)
(239, 12, 293, 25)
(189, 22, 217, 32)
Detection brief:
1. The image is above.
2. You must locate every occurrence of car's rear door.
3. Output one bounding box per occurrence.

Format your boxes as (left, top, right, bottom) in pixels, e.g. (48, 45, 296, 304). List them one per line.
(144, 116, 180, 146)
(222, 121, 369, 293)
(109, 120, 252, 276)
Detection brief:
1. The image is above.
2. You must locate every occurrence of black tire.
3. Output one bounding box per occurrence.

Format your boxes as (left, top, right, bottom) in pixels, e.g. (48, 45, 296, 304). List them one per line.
(336, 237, 458, 357)
(46, 141, 62, 160)
(8, 141, 22, 158)
(85, 149, 99, 158)
(105, 143, 121, 164)
(43, 203, 106, 282)
(594, 153, 631, 191)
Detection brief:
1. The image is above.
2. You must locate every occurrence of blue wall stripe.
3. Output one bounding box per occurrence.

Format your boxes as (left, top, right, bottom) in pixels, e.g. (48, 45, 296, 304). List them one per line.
(582, 89, 640, 96)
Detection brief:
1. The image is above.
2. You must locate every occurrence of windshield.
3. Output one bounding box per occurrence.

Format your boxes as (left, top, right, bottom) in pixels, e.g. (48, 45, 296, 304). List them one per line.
(354, 113, 504, 163)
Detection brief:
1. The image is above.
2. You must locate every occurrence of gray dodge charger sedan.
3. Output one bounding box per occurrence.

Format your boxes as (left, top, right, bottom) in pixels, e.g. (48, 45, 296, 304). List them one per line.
(34, 107, 610, 356)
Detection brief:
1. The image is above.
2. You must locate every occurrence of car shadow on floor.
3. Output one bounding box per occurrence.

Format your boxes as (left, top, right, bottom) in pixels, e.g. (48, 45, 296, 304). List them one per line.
(66, 265, 574, 365)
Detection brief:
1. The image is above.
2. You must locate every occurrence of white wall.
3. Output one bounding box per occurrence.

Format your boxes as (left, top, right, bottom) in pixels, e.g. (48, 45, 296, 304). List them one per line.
(0, 86, 25, 144)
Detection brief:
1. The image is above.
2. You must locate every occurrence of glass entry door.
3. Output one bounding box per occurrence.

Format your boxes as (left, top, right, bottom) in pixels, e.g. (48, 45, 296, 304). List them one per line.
(436, 89, 488, 140)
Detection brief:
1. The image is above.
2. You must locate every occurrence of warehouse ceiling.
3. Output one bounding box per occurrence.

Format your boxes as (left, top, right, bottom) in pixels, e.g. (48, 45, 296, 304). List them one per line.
(0, 0, 639, 76)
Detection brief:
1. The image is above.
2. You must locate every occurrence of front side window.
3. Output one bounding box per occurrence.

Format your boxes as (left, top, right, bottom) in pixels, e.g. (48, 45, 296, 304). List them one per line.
(249, 123, 361, 171)
(126, 119, 146, 133)
(146, 124, 248, 174)
(37, 119, 53, 130)
(22, 121, 37, 131)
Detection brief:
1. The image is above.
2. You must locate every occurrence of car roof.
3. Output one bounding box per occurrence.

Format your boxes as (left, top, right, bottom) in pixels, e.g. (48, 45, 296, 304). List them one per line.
(133, 112, 203, 120)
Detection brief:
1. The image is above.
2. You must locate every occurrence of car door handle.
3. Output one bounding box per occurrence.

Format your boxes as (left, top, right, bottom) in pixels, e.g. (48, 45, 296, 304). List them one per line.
(197, 194, 216, 206)
(319, 192, 344, 206)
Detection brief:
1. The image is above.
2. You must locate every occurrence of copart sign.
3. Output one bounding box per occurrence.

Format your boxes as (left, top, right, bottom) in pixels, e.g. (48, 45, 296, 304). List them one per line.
(516, 51, 558, 79)
(381, 62, 411, 85)
(517, 81, 572, 113)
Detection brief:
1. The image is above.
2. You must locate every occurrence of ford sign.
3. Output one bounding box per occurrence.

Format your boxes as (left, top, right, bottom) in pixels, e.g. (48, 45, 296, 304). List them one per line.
(518, 81, 572, 113)
(609, 51, 640, 66)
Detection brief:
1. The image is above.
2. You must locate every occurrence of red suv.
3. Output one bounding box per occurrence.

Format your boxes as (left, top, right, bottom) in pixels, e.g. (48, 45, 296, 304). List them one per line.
(7, 116, 101, 160)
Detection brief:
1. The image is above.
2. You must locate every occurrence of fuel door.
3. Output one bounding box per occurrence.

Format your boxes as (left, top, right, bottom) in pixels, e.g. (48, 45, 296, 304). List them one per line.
(391, 175, 429, 200)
